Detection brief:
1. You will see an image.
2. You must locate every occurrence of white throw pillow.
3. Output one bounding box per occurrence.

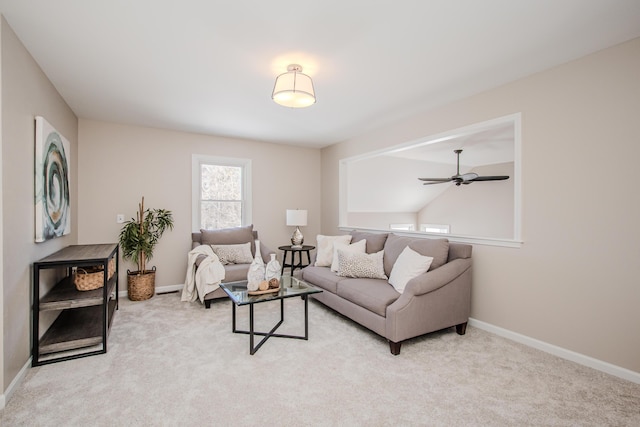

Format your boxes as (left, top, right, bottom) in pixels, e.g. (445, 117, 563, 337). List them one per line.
(331, 239, 366, 272)
(388, 246, 433, 293)
(211, 242, 254, 265)
(337, 249, 388, 280)
(315, 235, 352, 267)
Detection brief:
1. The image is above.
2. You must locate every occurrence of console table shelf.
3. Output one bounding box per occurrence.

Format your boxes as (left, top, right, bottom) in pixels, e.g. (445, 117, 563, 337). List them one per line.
(39, 304, 116, 354)
(39, 275, 117, 311)
(32, 244, 119, 366)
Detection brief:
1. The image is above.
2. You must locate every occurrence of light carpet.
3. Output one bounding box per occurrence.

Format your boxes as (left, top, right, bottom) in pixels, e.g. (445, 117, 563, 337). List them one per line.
(2, 292, 639, 426)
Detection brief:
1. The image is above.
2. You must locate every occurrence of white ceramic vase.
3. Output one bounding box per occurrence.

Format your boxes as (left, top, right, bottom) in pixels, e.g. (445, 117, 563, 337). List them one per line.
(265, 253, 281, 282)
(247, 240, 265, 291)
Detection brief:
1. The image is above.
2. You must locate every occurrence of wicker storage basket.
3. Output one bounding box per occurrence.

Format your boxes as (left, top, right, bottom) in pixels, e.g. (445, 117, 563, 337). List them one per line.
(74, 258, 116, 291)
(127, 267, 156, 301)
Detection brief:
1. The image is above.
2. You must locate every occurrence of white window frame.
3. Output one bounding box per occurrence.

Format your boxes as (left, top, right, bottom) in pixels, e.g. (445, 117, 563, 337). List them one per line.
(339, 113, 522, 248)
(191, 154, 252, 232)
(420, 223, 450, 234)
(389, 223, 415, 231)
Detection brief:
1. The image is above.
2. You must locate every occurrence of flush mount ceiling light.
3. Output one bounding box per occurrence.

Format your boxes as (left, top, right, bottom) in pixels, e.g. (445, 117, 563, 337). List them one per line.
(272, 64, 316, 108)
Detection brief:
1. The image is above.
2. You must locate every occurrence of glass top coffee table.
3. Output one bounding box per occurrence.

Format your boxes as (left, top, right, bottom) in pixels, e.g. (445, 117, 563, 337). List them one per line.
(219, 276, 322, 355)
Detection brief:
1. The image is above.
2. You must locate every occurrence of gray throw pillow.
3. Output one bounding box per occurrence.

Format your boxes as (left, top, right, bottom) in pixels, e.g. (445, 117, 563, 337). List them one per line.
(382, 234, 449, 277)
(350, 231, 389, 254)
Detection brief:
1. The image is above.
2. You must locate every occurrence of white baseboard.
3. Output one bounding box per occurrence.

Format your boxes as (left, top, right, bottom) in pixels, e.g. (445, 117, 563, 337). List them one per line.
(469, 318, 640, 385)
(1, 357, 31, 409)
(156, 284, 183, 294)
(117, 283, 183, 298)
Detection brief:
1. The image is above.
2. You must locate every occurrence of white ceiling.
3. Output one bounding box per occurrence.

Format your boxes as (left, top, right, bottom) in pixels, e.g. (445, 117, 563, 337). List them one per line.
(1, 0, 640, 148)
(388, 122, 515, 166)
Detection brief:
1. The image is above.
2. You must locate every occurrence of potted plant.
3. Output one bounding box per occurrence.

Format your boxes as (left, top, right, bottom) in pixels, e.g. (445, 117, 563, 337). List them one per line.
(118, 196, 174, 301)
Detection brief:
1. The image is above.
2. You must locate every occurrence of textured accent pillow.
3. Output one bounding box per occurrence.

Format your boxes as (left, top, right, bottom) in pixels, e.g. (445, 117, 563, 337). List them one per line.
(388, 246, 434, 293)
(211, 242, 254, 265)
(337, 249, 388, 280)
(315, 235, 352, 267)
(331, 239, 366, 272)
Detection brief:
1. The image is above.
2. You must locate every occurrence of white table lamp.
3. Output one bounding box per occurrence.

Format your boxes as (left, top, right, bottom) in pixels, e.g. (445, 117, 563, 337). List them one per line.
(286, 209, 308, 248)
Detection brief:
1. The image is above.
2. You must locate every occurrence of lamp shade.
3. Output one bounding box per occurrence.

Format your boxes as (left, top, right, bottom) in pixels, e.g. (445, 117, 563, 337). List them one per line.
(272, 64, 316, 108)
(286, 209, 308, 226)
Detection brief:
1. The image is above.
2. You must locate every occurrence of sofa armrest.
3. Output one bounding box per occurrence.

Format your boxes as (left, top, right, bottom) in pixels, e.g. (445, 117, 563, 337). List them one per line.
(402, 258, 472, 297)
(385, 257, 472, 343)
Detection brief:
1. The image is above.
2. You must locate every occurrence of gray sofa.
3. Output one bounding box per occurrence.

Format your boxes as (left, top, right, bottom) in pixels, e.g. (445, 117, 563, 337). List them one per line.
(191, 225, 274, 308)
(301, 231, 472, 355)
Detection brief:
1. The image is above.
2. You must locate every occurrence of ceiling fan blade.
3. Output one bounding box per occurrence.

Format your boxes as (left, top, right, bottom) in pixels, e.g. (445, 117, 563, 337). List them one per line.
(419, 150, 510, 187)
(472, 175, 510, 182)
(418, 177, 452, 182)
(422, 180, 452, 185)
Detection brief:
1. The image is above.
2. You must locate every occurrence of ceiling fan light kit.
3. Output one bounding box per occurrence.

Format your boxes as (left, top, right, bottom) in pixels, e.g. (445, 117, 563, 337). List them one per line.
(418, 149, 509, 186)
(272, 64, 316, 108)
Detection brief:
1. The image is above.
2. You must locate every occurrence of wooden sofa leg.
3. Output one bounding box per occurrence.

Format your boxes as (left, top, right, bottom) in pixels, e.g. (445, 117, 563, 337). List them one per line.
(389, 341, 401, 355)
(455, 322, 467, 335)
(204, 300, 211, 309)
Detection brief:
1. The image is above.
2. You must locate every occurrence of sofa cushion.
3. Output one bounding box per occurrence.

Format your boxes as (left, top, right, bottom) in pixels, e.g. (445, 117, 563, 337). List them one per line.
(331, 239, 366, 272)
(200, 224, 255, 255)
(302, 266, 348, 294)
(383, 234, 449, 277)
(336, 278, 400, 317)
(337, 249, 387, 280)
(350, 231, 389, 254)
(211, 242, 254, 265)
(388, 246, 433, 293)
(315, 234, 352, 267)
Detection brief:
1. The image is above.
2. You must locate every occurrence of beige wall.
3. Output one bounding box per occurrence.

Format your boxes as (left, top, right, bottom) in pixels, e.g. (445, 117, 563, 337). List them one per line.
(322, 38, 640, 373)
(77, 120, 322, 288)
(1, 17, 78, 393)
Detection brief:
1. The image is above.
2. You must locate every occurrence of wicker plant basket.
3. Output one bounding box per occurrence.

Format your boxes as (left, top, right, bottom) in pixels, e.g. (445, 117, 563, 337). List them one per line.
(127, 267, 156, 301)
(74, 258, 116, 291)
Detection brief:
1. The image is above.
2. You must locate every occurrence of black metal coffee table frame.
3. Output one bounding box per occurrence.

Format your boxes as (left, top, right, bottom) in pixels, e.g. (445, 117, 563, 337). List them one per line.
(219, 280, 322, 355)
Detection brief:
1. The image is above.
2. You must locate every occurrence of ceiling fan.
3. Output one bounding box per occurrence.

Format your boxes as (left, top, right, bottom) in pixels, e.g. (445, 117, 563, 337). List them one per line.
(418, 149, 509, 186)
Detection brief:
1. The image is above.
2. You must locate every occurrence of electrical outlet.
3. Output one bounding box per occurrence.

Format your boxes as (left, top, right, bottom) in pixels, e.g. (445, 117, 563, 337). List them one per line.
(116, 214, 125, 224)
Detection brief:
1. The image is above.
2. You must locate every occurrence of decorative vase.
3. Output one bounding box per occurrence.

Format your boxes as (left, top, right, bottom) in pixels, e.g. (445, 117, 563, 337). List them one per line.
(247, 240, 265, 291)
(265, 253, 281, 282)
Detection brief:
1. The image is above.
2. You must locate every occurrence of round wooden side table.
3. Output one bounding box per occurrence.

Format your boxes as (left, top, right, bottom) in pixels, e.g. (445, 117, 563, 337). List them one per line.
(278, 245, 315, 275)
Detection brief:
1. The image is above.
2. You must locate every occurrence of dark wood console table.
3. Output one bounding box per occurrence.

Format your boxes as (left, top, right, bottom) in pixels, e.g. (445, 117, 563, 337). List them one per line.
(32, 244, 119, 366)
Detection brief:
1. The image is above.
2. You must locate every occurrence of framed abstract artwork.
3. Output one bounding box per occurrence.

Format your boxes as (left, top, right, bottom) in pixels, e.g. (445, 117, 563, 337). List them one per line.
(35, 116, 71, 242)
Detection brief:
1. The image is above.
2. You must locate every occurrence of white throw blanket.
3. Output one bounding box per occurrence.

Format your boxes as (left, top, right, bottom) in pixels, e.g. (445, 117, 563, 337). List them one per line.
(181, 245, 226, 304)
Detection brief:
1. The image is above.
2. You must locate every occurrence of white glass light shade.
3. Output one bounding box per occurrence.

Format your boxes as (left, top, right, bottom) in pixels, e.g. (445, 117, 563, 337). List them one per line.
(286, 209, 308, 226)
(272, 64, 316, 108)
